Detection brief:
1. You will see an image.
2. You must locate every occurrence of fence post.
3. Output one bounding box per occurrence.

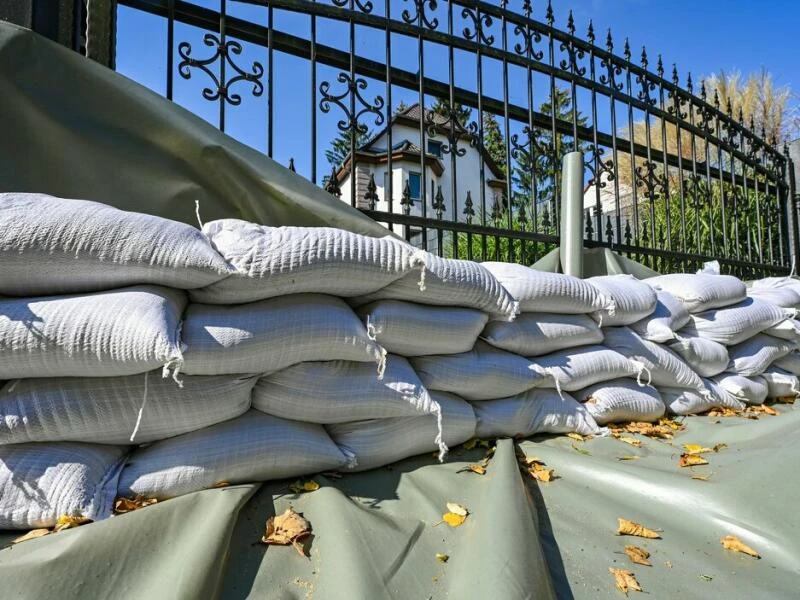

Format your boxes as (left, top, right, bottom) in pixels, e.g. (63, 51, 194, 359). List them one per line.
(787, 154, 799, 274)
(560, 151, 585, 277)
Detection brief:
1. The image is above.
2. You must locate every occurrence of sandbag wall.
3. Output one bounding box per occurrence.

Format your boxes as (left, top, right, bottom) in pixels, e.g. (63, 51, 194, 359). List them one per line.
(2, 193, 799, 530)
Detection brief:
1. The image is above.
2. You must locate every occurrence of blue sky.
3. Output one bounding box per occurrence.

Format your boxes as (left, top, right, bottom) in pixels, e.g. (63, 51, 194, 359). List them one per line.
(116, 0, 800, 184)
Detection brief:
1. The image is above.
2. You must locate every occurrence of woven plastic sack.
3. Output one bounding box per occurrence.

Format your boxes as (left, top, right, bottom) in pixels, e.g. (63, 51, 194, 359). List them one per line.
(480, 262, 615, 315)
(680, 298, 793, 346)
(327, 391, 476, 472)
(182, 294, 385, 376)
(712, 374, 768, 405)
(0, 372, 256, 445)
(761, 367, 800, 399)
(762, 319, 800, 342)
(629, 290, 691, 343)
(749, 277, 800, 308)
(645, 272, 746, 313)
(726, 334, 796, 377)
(190, 220, 424, 304)
(481, 312, 603, 357)
(473, 389, 602, 438)
(664, 335, 730, 378)
(661, 380, 745, 416)
(350, 254, 519, 321)
(573, 379, 665, 424)
(0, 442, 127, 529)
(0, 193, 230, 296)
(532, 344, 638, 392)
(587, 275, 657, 326)
(601, 327, 706, 393)
(356, 300, 488, 357)
(118, 410, 347, 500)
(0, 286, 186, 380)
(773, 351, 800, 375)
(410, 341, 547, 401)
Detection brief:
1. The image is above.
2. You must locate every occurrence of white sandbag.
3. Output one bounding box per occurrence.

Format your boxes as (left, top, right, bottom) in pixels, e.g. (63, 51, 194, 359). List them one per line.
(629, 290, 691, 343)
(410, 342, 547, 401)
(190, 220, 424, 304)
(252, 356, 439, 423)
(748, 287, 800, 309)
(601, 327, 706, 392)
(573, 379, 665, 424)
(679, 298, 793, 346)
(772, 351, 800, 375)
(532, 344, 637, 392)
(473, 389, 602, 438)
(480, 262, 615, 314)
(0, 193, 230, 296)
(645, 272, 746, 313)
(327, 391, 476, 472)
(118, 410, 347, 500)
(481, 312, 603, 357)
(0, 442, 127, 529)
(726, 334, 796, 376)
(350, 254, 519, 321)
(587, 275, 657, 326)
(0, 286, 186, 380)
(182, 294, 385, 376)
(356, 300, 488, 356)
(661, 380, 745, 416)
(761, 367, 800, 399)
(762, 319, 800, 342)
(712, 374, 768, 405)
(0, 373, 256, 445)
(665, 335, 730, 377)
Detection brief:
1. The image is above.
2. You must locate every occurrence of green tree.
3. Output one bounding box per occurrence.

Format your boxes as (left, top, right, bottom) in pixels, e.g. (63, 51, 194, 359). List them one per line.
(431, 98, 472, 126)
(325, 127, 372, 168)
(482, 112, 507, 177)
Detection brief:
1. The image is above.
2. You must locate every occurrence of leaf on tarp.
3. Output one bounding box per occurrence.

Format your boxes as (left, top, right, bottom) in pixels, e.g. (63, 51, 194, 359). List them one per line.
(610, 422, 679, 440)
(617, 455, 641, 461)
(211, 481, 230, 488)
(706, 407, 739, 418)
(775, 395, 796, 404)
(113, 496, 158, 514)
(712, 443, 727, 452)
(262, 507, 312, 556)
(436, 553, 449, 563)
(758, 404, 778, 416)
(446, 502, 468, 516)
(624, 545, 651, 566)
(720, 535, 760, 558)
(521, 458, 555, 483)
(11, 529, 51, 544)
(567, 432, 586, 442)
(691, 472, 713, 481)
(288, 480, 320, 494)
(609, 568, 642, 595)
(463, 463, 486, 475)
(442, 502, 469, 527)
(699, 574, 713, 581)
(679, 453, 709, 467)
(619, 436, 642, 447)
(683, 444, 714, 455)
(617, 518, 661, 539)
(53, 515, 91, 532)
(572, 443, 591, 455)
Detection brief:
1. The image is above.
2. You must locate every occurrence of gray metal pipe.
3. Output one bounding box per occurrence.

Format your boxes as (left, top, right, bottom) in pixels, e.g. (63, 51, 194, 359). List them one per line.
(560, 151, 585, 277)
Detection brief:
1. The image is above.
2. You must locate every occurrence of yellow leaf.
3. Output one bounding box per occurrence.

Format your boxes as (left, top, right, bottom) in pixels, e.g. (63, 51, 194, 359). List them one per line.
(442, 512, 467, 527)
(53, 515, 91, 532)
(446, 502, 468, 517)
(760, 404, 778, 416)
(659, 417, 683, 430)
(113, 496, 157, 514)
(619, 437, 642, 447)
(11, 529, 51, 544)
(262, 507, 312, 557)
(567, 432, 585, 442)
(683, 444, 713, 455)
(720, 535, 760, 558)
(679, 453, 709, 467)
(212, 481, 230, 489)
(288, 480, 320, 494)
(617, 518, 661, 539)
(624, 545, 652, 566)
(609, 568, 643, 595)
(435, 553, 449, 563)
(465, 464, 486, 475)
(530, 464, 555, 483)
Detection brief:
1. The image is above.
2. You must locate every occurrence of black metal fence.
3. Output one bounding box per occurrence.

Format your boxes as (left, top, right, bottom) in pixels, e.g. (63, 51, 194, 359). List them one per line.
(94, 0, 797, 276)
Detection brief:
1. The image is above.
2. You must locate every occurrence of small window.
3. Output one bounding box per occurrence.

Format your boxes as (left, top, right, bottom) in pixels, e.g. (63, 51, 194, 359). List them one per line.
(408, 172, 421, 201)
(427, 140, 443, 158)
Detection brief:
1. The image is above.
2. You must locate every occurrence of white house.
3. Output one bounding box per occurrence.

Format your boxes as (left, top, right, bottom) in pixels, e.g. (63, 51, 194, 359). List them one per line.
(332, 104, 508, 250)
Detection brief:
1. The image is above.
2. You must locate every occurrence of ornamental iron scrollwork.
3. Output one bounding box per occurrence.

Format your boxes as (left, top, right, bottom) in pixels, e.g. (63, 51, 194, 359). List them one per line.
(401, 0, 438, 29)
(178, 34, 263, 105)
(585, 145, 615, 188)
(462, 6, 495, 46)
(599, 30, 623, 91)
(635, 48, 656, 106)
(425, 103, 469, 157)
(463, 191, 475, 224)
(635, 160, 667, 200)
(331, 0, 374, 13)
(432, 185, 446, 219)
(559, 12, 586, 76)
(319, 72, 385, 135)
(513, 21, 544, 60)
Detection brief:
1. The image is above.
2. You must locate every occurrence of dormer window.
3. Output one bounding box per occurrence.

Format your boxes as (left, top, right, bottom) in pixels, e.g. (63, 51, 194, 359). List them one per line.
(427, 140, 443, 158)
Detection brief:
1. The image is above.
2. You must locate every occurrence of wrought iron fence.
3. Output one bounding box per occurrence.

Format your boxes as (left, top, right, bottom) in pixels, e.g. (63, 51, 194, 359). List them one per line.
(96, 0, 797, 276)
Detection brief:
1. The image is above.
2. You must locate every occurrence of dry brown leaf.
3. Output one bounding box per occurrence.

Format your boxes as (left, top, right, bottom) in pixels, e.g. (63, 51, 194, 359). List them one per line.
(720, 535, 760, 558)
(288, 480, 320, 494)
(617, 518, 661, 539)
(712, 443, 728, 452)
(683, 444, 713, 455)
(775, 395, 796, 404)
(706, 407, 739, 418)
(262, 507, 312, 556)
(113, 496, 157, 514)
(53, 515, 91, 532)
(609, 568, 643, 595)
(11, 529, 51, 544)
(567, 432, 586, 442)
(611, 421, 679, 440)
(212, 481, 230, 488)
(619, 437, 642, 447)
(759, 404, 778, 416)
(465, 464, 486, 475)
(679, 453, 709, 467)
(624, 545, 652, 566)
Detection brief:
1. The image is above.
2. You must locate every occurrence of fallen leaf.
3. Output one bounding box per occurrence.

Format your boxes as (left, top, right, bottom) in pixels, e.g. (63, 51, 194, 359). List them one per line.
(288, 480, 320, 494)
(720, 535, 760, 558)
(113, 496, 157, 514)
(706, 407, 739, 418)
(712, 443, 728, 452)
(609, 568, 643, 595)
(446, 502, 468, 516)
(463, 438, 491, 451)
(691, 473, 713, 481)
(610, 421, 681, 440)
(619, 437, 642, 447)
(11, 529, 51, 544)
(624, 545, 651, 566)
(567, 432, 586, 442)
(442, 512, 467, 527)
(699, 574, 713, 581)
(53, 515, 91, 532)
(775, 395, 796, 404)
(572, 443, 591, 455)
(212, 481, 230, 488)
(659, 417, 683, 430)
(617, 518, 661, 539)
(617, 455, 641, 461)
(464, 464, 486, 475)
(683, 444, 714, 455)
(262, 507, 312, 556)
(759, 404, 778, 416)
(679, 453, 709, 467)
(435, 553, 449, 563)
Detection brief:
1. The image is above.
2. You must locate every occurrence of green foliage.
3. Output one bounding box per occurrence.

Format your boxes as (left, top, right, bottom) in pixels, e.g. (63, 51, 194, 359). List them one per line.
(325, 127, 373, 168)
(482, 113, 507, 177)
(431, 98, 472, 126)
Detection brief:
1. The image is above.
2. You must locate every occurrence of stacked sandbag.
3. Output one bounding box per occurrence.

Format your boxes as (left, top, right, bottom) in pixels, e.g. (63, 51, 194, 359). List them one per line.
(587, 275, 658, 326)
(572, 379, 665, 425)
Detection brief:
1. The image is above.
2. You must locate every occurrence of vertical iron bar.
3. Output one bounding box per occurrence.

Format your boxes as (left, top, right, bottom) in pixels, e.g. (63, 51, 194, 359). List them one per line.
(476, 7, 487, 259)
(715, 112, 727, 258)
(219, 0, 227, 132)
(416, 0, 428, 250)
(267, 1, 274, 157)
(348, 0, 357, 208)
(384, 0, 393, 229)
(657, 63, 671, 253)
(448, 0, 457, 258)
(673, 84, 688, 254)
(310, 0, 317, 183)
(701, 101, 715, 257)
(624, 46, 639, 255)
(547, 22, 559, 234)
(502, 7, 513, 262)
(741, 127, 753, 263)
(166, 0, 174, 100)
(687, 80, 702, 255)
(588, 35, 602, 243)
